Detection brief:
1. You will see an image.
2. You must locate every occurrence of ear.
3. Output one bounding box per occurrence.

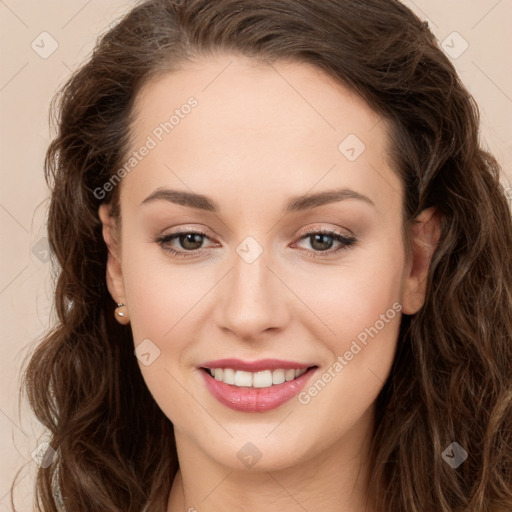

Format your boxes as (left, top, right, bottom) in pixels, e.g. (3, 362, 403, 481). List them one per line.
(400, 206, 441, 315)
(98, 203, 126, 304)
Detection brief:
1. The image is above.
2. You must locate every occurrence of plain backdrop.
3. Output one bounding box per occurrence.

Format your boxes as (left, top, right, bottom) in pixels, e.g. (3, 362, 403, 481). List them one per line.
(1, 1, 511, 510)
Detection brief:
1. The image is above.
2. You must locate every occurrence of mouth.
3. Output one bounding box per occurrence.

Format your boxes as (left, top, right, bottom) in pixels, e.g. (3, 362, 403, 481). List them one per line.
(200, 366, 316, 388)
(198, 362, 318, 412)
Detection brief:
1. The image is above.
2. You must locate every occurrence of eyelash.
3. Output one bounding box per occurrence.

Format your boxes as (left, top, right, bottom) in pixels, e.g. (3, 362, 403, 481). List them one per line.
(154, 228, 357, 260)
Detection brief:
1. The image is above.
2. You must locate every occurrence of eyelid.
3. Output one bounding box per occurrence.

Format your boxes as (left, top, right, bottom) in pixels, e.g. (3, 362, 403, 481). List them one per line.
(156, 224, 215, 240)
(295, 224, 355, 238)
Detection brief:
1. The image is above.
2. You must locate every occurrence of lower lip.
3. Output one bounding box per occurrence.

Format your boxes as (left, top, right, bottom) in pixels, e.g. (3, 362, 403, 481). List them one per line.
(200, 367, 317, 412)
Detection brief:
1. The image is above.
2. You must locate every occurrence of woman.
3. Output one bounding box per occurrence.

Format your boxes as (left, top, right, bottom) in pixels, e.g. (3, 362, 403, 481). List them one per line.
(13, 0, 512, 511)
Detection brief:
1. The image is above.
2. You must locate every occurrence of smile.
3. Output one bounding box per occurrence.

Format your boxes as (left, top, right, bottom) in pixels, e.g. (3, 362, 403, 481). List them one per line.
(203, 367, 308, 388)
(198, 359, 318, 412)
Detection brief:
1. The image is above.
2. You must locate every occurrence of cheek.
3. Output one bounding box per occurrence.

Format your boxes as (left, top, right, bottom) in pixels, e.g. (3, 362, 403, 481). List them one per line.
(291, 238, 405, 344)
(296, 242, 404, 416)
(119, 241, 206, 425)
(120, 237, 206, 341)
(294, 241, 404, 406)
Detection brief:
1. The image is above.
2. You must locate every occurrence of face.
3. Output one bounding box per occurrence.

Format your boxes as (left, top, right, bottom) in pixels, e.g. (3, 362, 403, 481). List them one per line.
(100, 54, 435, 475)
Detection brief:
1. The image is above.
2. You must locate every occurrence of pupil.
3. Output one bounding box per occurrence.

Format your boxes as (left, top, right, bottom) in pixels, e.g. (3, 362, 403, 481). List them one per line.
(311, 233, 332, 251)
(181, 233, 203, 250)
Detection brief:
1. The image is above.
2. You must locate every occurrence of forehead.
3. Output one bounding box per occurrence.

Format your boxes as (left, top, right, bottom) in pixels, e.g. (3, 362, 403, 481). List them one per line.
(122, 54, 401, 216)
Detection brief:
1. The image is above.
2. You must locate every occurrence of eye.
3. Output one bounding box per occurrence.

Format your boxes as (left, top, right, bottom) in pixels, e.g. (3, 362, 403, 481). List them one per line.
(154, 229, 217, 259)
(293, 228, 357, 257)
(153, 227, 357, 260)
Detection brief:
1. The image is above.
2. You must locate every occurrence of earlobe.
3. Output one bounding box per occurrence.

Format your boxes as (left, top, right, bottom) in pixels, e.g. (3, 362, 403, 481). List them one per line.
(98, 204, 126, 305)
(400, 206, 442, 315)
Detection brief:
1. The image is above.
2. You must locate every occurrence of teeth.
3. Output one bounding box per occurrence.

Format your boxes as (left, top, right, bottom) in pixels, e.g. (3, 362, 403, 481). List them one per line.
(285, 369, 296, 381)
(234, 370, 252, 387)
(253, 370, 272, 388)
(272, 369, 285, 385)
(206, 367, 308, 388)
(223, 368, 235, 385)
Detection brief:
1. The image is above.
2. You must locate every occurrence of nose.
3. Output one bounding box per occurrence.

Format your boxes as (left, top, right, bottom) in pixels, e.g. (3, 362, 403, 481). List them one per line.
(214, 246, 290, 341)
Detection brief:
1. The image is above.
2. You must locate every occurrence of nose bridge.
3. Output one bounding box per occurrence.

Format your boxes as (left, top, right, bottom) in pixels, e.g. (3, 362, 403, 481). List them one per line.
(215, 238, 288, 338)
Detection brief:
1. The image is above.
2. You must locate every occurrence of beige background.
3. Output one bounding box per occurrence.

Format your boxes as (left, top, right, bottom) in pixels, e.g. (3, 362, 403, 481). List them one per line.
(1, 1, 511, 510)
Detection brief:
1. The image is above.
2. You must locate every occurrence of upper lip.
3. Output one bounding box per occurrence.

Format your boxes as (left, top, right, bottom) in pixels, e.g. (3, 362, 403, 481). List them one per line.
(199, 358, 316, 372)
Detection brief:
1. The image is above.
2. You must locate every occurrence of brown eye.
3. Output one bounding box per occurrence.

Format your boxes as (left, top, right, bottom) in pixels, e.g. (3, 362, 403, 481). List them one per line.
(294, 229, 357, 258)
(308, 232, 335, 251)
(176, 233, 205, 251)
(155, 230, 215, 259)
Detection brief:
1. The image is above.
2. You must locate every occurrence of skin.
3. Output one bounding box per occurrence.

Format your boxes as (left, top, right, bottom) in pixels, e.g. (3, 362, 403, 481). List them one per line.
(99, 54, 440, 512)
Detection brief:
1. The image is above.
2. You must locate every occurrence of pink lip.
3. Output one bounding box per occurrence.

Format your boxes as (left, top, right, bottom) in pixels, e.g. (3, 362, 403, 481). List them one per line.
(198, 364, 318, 413)
(199, 358, 313, 372)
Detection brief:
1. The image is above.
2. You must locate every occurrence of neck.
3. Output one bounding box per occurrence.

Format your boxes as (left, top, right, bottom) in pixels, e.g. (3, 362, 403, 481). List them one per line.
(167, 408, 376, 512)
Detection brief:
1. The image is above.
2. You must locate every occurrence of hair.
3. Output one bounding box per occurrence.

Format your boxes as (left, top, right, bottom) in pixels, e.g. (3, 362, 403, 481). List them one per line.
(11, 0, 512, 511)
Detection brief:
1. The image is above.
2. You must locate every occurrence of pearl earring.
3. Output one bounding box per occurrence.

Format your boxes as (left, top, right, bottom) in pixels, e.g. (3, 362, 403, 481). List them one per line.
(115, 303, 130, 325)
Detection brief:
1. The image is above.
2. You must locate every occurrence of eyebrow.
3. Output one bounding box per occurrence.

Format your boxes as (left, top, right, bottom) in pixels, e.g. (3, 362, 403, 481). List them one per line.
(140, 187, 375, 213)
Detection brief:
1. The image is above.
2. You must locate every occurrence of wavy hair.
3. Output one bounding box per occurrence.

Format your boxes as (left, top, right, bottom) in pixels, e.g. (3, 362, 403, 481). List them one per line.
(11, 0, 512, 511)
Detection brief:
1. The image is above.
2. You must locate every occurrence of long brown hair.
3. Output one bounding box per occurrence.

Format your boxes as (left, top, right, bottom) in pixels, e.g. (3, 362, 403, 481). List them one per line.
(11, 1, 512, 511)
